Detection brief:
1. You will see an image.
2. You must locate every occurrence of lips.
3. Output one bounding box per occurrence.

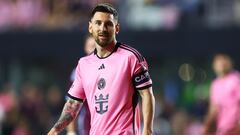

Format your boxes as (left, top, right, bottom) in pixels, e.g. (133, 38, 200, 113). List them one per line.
(99, 35, 108, 37)
(98, 34, 109, 40)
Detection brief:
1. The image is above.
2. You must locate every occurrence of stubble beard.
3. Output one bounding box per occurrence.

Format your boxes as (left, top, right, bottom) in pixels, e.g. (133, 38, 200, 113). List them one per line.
(95, 36, 114, 48)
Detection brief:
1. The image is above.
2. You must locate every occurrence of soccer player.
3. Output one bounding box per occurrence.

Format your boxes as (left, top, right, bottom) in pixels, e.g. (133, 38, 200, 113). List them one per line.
(48, 3, 155, 135)
(201, 54, 240, 135)
(66, 35, 95, 135)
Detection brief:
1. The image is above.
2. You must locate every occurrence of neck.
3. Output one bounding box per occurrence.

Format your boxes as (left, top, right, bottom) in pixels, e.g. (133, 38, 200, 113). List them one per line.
(218, 70, 232, 78)
(95, 40, 117, 58)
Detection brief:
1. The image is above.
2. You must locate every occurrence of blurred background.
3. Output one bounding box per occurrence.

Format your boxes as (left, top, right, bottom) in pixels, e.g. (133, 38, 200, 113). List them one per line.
(0, 0, 240, 135)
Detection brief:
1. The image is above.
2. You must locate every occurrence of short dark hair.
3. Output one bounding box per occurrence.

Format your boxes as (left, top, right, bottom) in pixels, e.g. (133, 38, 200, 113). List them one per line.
(90, 3, 118, 21)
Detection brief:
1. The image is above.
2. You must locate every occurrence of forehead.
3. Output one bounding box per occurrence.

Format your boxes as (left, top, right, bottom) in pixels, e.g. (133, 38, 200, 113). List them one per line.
(91, 12, 115, 22)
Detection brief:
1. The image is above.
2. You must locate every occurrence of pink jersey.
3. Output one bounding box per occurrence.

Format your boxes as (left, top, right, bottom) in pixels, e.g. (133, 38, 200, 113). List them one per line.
(68, 42, 152, 135)
(210, 71, 240, 135)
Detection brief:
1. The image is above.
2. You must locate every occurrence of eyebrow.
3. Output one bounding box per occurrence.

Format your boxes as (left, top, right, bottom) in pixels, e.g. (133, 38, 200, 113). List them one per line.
(93, 20, 115, 25)
(94, 19, 113, 23)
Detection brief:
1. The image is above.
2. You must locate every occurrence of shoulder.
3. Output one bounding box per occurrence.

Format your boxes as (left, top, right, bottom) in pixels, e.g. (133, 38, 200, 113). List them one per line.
(118, 42, 145, 62)
(228, 71, 240, 83)
(230, 71, 240, 79)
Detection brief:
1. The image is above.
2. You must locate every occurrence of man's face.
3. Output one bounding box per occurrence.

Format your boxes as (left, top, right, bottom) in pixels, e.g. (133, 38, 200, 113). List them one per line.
(88, 12, 119, 47)
(213, 56, 233, 76)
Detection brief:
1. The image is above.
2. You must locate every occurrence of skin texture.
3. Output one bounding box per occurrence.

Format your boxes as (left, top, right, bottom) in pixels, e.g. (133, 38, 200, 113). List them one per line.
(48, 11, 155, 135)
(139, 87, 155, 135)
(48, 99, 82, 135)
(201, 104, 218, 135)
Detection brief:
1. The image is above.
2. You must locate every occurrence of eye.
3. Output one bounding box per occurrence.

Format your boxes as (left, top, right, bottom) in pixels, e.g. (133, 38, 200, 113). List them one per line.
(106, 21, 114, 27)
(95, 20, 102, 26)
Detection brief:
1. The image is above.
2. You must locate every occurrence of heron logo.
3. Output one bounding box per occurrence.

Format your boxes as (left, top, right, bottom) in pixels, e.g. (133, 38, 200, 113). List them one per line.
(97, 78, 106, 90)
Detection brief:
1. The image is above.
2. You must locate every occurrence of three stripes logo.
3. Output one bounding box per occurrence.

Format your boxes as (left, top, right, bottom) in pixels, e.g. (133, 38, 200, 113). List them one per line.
(98, 64, 105, 70)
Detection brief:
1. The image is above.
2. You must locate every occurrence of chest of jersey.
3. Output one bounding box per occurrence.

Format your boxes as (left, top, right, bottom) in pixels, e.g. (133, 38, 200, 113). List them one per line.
(213, 79, 239, 107)
(80, 55, 134, 115)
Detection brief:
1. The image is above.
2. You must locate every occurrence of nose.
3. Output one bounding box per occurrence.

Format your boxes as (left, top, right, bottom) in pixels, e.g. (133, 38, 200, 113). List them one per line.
(100, 23, 107, 31)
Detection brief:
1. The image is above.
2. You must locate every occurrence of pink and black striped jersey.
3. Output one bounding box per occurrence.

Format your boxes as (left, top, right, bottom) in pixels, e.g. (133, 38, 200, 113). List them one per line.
(68, 42, 152, 135)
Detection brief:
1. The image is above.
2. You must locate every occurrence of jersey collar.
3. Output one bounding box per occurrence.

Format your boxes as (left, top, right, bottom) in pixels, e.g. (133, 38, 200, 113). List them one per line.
(94, 42, 120, 59)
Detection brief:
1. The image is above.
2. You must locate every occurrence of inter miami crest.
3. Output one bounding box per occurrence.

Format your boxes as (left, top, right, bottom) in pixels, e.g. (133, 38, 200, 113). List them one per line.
(95, 94, 109, 114)
(97, 78, 106, 90)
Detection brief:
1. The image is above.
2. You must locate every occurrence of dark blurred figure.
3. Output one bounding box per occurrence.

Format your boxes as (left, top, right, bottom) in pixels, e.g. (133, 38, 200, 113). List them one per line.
(0, 84, 29, 135)
(201, 54, 240, 135)
(19, 82, 48, 135)
(46, 85, 65, 125)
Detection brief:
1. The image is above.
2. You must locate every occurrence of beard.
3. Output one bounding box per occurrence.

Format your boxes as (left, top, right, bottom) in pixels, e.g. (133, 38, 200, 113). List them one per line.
(93, 32, 113, 47)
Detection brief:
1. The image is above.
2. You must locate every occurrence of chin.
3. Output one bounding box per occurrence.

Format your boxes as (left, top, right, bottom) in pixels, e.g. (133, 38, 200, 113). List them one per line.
(97, 40, 112, 47)
(98, 43, 108, 47)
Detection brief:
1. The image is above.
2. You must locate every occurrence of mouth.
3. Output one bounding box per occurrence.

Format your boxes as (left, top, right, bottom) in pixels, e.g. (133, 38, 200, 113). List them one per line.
(98, 34, 109, 40)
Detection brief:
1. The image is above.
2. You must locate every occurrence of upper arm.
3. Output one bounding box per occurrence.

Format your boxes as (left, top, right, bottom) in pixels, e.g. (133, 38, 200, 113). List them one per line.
(65, 98, 82, 112)
(208, 103, 218, 115)
(207, 83, 218, 118)
(209, 82, 218, 109)
(67, 98, 83, 105)
(130, 52, 152, 90)
(139, 87, 154, 98)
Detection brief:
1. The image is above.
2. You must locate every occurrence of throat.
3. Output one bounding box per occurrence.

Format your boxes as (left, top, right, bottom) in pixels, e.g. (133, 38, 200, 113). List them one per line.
(96, 41, 117, 58)
(97, 49, 112, 58)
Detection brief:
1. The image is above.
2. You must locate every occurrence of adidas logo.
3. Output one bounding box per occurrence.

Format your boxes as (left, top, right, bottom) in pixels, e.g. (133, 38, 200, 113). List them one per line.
(98, 64, 105, 70)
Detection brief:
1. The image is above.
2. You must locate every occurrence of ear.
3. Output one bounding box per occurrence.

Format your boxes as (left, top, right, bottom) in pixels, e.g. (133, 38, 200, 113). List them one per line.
(88, 21, 93, 34)
(115, 23, 120, 34)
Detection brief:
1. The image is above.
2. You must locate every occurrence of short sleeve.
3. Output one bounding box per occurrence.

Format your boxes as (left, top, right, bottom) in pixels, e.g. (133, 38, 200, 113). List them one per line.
(130, 53, 152, 90)
(67, 61, 85, 102)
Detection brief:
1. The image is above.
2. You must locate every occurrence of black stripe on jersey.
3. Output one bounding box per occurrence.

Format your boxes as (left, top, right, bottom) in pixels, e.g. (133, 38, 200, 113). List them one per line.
(121, 44, 145, 62)
(94, 42, 120, 59)
(121, 44, 142, 57)
(119, 45, 144, 62)
(67, 93, 84, 102)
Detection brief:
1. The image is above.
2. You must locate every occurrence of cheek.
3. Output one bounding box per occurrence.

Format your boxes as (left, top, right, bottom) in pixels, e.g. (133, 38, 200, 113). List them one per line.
(91, 28, 98, 35)
(91, 25, 97, 32)
(108, 28, 115, 35)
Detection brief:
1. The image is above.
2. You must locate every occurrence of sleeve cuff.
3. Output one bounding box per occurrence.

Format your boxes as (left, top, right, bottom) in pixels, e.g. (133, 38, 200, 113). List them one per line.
(67, 93, 84, 102)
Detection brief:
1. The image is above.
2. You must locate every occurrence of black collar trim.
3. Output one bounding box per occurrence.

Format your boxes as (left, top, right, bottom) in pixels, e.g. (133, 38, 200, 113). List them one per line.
(94, 42, 120, 59)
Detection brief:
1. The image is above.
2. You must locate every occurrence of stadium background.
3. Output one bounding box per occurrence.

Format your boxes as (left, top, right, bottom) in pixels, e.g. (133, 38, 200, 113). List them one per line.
(0, 0, 240, 135)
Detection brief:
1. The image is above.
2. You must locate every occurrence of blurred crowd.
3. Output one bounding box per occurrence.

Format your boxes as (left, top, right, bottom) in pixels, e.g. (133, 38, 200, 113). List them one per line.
(0, 0, 117, 32)
(1, 0, 240, 32)
(0, 82, 65, 135)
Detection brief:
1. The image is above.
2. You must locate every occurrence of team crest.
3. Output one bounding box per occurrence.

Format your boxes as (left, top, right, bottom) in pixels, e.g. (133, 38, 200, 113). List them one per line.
(97, 78, 106, 90)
